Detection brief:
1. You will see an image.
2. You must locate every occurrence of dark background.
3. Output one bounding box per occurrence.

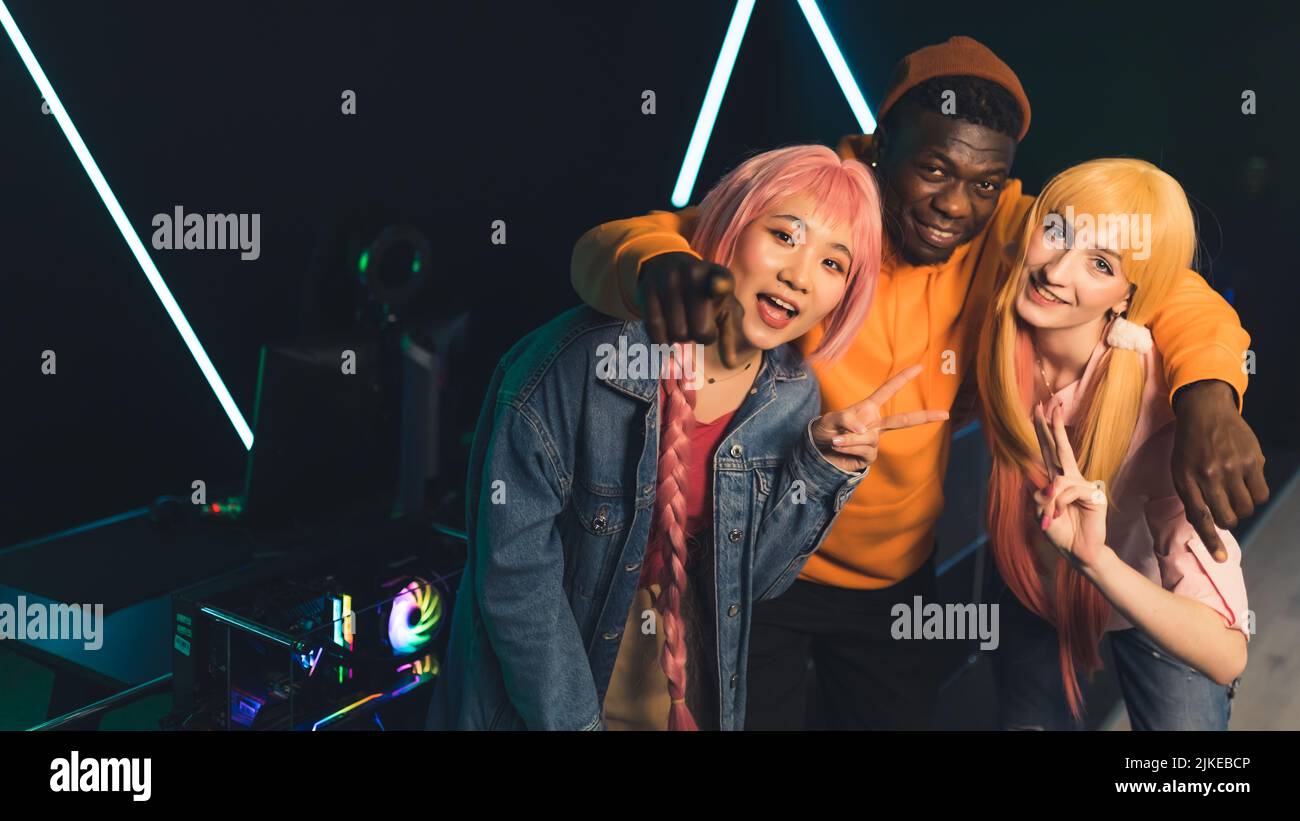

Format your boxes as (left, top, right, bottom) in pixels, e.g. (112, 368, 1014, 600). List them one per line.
(4, 0, 1297, 546)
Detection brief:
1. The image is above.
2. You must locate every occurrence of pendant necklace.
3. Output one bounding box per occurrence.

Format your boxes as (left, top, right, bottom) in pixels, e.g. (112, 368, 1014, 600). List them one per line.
(705, 353, 760, 385)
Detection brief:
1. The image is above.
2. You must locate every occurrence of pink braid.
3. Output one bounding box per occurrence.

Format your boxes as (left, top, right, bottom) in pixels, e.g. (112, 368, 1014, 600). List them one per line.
(640, 343, 699, 731)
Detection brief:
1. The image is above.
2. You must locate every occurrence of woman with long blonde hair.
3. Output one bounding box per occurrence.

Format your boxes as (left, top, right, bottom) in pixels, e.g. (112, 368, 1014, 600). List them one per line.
(977, 158, 1249, 729)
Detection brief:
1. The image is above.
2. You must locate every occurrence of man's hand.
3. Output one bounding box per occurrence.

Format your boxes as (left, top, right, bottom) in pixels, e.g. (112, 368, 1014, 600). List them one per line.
(636, 252, 746, 368)
(1171, 380, 1269, 562)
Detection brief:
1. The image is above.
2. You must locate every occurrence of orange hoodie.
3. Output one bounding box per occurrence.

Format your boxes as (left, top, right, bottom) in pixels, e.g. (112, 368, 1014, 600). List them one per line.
(571, 135, 1251, 590)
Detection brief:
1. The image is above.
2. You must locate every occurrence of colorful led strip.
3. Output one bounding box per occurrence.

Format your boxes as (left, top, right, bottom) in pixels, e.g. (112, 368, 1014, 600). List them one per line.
(311, 693, 383, 732)
(309, 668, 437, 730)
(342, 593, 354, 650)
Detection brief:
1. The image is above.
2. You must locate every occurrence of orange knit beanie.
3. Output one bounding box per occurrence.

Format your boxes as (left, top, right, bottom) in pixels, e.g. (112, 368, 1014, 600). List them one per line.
(876, 35, 1031, 141)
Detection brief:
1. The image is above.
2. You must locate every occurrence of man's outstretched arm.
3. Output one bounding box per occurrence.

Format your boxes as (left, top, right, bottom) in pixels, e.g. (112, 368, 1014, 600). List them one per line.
(1151, 268, 1267, 561)
(570, 207, 746, 364)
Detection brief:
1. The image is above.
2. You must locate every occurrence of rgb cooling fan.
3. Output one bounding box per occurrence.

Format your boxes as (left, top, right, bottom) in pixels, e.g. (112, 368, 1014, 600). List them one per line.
(387, 579, 442, 655)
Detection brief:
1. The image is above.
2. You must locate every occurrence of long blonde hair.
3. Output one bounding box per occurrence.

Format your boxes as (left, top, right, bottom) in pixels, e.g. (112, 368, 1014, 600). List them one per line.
(976, 158, 1197, 719)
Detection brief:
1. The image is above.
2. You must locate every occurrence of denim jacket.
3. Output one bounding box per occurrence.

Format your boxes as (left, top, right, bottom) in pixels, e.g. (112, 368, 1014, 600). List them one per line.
(426, 306, 866, 730)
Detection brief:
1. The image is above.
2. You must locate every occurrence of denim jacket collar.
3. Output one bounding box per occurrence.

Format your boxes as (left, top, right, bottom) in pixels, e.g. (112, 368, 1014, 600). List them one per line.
(598, 319, 808, 403)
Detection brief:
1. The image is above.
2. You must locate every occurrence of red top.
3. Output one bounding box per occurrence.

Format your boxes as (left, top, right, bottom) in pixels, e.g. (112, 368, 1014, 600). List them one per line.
(683, 409, 738, 538)
(640, 399, 738, 585)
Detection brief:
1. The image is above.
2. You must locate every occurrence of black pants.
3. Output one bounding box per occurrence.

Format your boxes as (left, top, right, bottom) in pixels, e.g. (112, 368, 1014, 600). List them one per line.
(744, 556, 945, 730)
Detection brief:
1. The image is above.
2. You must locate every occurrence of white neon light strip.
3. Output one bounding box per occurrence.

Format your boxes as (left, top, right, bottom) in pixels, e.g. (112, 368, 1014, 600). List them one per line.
(670, 0, 756, 208)
(796, 0, 875, 135)
(0, 2, 254, 450)
(670, 0, 875, 208)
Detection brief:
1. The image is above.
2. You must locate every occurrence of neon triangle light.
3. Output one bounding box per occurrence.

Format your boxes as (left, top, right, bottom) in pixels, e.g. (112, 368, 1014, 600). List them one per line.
(671, 0, 875, 208)
(1, 2, 255, 450)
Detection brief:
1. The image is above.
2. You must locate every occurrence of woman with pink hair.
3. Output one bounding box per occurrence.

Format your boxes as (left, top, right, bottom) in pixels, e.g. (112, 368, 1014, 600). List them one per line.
(428, 145, 949, 730)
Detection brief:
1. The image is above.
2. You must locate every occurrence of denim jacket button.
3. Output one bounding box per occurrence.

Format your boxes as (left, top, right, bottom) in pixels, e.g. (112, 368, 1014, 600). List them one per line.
(727, 604, 739, 617)
(625, 562, 641, 572)
(728, 529, 743, 542)
(729, 444, 743, 457)
(592, 512, 608, 533)
(730, 673, 738, 688)
(603, 630, 620, 641)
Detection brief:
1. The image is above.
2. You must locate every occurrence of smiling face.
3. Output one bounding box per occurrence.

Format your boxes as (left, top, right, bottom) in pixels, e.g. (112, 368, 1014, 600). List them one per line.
(726, 191, 855, 350)
(875, 105, 1017, 266)
(1014, 216, 1133, 331)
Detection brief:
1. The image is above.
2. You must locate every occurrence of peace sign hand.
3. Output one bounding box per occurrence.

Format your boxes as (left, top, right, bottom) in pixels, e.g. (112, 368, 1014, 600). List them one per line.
(1031, 402, 1110, 569)
(811, 364, 950, 473)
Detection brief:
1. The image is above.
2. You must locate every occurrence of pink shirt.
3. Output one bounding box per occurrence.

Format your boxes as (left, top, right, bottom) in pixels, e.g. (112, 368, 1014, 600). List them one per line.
(1042, 339, 1251, 639)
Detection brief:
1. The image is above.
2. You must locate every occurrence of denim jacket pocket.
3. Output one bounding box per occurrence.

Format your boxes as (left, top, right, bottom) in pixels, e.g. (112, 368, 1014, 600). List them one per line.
(753, 465, 776, 503)
(564, 480, 633, 601)
(572, 480, 630, 537)
(753, 462, 811, 521)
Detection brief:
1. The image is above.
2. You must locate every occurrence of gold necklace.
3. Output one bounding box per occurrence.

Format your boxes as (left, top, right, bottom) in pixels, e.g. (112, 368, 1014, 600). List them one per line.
(1032, 340, 1054, 394)
(705, 353, 760, 385)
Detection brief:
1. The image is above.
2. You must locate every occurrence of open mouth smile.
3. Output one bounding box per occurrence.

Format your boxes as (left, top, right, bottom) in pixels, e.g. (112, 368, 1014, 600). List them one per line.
(1027, 272, 1069, 306)
(756, 292, 800, 329)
